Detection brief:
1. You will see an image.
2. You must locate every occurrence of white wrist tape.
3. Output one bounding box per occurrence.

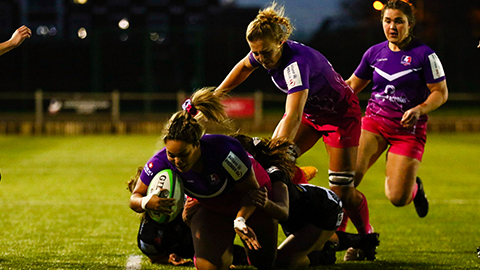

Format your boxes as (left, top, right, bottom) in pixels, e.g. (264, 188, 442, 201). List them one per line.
(234, 217, 247, 231)
(141, 194, 155, 210)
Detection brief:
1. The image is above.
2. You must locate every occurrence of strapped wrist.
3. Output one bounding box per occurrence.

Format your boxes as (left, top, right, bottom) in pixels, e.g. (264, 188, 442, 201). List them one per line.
(234, 217, 247, 231)
(141, 194, 155, 210)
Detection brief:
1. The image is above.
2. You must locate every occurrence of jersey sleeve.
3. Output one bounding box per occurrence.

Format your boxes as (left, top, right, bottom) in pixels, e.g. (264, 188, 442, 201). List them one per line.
(221, 140, 252, 181)
(285, 61, 310, 94)
(139, 150, 171, 187)
(422, 52, 446, 84)
(353, 47, 375, 81)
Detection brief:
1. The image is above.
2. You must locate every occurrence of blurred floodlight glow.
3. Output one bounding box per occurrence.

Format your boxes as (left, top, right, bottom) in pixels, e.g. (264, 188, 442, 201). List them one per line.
(49, 27, 57, 36)
(120, 33, 129, 41)
(150, 32, 159, 41)
(118, 18, 130, 30)
(78, 27, 87, 39)
(36, 25, 49, 36)
(74, 0, 88, 4)
(373, 1, 384, 11)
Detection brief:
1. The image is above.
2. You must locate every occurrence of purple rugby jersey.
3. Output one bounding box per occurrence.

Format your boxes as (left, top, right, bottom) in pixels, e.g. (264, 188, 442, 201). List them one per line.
(140, 134, 252, 199)
(353, 39, 446, 123)
(248, 40, 357, 119)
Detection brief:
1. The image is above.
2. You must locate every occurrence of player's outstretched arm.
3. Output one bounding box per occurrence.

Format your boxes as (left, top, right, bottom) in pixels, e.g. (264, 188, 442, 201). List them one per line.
(215, 55, 257, 97)
(0, 25, 32, 56)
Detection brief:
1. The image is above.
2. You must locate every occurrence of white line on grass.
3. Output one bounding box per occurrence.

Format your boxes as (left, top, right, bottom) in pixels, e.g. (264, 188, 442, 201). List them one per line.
(126, 255, 142, 270)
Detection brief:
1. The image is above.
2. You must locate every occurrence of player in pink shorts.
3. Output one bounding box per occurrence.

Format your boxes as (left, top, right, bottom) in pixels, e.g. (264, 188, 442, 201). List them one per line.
(346, 0, 448, 220)
(344, 0, 448, 260)
(300, 109, 361, 150)
(215, 3, 374, 250)
(361, 115, 427, 161)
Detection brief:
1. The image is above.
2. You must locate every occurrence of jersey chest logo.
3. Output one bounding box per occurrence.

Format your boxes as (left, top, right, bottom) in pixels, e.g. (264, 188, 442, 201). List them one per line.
(401, 55, 412, 66)
(209, 174, 221, 185)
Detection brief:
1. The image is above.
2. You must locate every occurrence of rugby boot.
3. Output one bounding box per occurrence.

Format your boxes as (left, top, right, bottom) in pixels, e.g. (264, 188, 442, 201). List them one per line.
(308, 241, 338, 266)
(413, 177, 429, 218)
(300, 166, 318, 182)
(342, 232, 379, 261)
(358, 232, 380, 261)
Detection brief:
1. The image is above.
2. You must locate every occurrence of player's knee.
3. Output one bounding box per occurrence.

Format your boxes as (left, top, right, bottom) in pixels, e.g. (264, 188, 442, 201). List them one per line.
(328, 170, 356, 204)
(328, 170, 355, 188)
(387, 192, 410, 207)
(195, 256, 230, 270)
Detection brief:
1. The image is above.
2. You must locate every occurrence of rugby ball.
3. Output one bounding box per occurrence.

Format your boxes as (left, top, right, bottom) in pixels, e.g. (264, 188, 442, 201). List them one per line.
(146, 169, 184, 223)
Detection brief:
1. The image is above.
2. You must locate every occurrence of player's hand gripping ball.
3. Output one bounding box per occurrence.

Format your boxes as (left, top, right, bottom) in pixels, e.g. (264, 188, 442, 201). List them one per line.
(147, 169, 184, 223)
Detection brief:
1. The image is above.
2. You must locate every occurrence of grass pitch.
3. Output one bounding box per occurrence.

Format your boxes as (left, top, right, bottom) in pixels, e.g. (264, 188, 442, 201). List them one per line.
(0, 133, 479, 270)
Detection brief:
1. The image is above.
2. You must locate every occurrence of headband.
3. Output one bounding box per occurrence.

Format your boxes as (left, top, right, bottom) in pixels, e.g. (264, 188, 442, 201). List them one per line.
(182, 99, 198, 116)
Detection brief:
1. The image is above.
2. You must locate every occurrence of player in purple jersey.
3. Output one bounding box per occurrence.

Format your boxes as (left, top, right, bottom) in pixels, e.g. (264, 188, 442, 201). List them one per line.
(214, 2, 374, 244)
(129, 87, 279, 270)
(0, 25, 31, 56)
(345, 0, 448, 260)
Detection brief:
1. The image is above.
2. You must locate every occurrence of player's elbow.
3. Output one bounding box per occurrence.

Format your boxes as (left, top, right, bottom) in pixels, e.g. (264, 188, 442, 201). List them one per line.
(276, 205, 289, 222)
(277, 211, 289, 222)
(129, 195, 145, 213)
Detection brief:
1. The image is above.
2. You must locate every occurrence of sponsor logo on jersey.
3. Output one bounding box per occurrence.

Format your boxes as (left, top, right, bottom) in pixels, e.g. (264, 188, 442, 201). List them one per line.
(284, 62, 303, 90)
(401, 55, 412, 66)
(144, 163, 154, 176)
(428, 53, 445, 80)
(375, 84, 409, 104)
(209, 174, 221, 185)
(384, 84, 396, 95)
(222, 151, 248, 181)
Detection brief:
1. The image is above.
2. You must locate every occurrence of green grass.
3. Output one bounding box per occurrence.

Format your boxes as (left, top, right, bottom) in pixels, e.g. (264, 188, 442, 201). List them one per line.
(0, 134, 479, 269)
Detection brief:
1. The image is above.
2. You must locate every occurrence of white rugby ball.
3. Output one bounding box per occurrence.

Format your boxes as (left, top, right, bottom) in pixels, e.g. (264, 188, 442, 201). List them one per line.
(146, 169, 184, 223)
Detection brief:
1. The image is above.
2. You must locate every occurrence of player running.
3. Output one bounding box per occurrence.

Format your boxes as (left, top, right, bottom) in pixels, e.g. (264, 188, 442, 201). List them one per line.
(344, 0, 448, 260)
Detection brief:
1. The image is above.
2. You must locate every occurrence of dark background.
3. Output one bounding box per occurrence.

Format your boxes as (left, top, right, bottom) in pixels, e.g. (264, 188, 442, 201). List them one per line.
(1, 0, 479, 106)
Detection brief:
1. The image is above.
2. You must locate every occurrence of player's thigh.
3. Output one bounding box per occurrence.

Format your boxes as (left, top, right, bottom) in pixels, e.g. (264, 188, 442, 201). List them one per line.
(324, 145, 357, 172)
(355, 129, 388, 186)
(385, 152, 420, 205)
(293, 122, 323, 155)
(190, 206, 235, 268)
(357, 129, 388, 172)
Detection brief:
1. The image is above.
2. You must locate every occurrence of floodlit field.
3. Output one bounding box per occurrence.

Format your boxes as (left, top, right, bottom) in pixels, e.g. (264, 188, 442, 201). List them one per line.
(0, 133, 479, 270)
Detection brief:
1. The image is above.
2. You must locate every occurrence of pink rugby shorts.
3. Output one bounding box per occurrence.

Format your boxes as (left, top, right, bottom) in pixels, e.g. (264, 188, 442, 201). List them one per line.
(361, 115, 427, 161)
(301, 114, 361, 148)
